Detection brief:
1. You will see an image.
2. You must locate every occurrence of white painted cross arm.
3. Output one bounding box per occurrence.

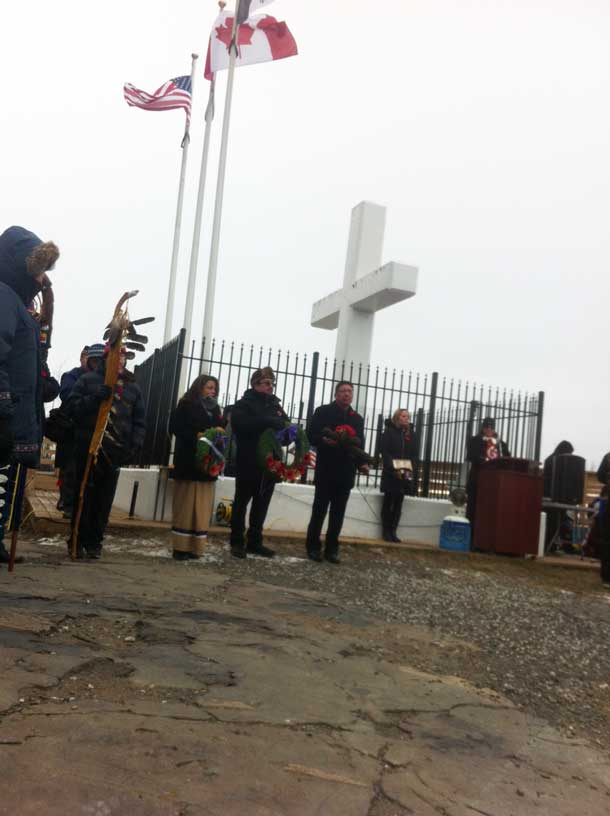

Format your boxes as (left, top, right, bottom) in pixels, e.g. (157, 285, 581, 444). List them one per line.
(311, 262, 418, 330)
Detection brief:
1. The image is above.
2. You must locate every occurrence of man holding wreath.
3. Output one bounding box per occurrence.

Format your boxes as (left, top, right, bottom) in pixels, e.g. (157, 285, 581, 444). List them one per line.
(230, 366, 288, 559)
(305, 381, 369, 564)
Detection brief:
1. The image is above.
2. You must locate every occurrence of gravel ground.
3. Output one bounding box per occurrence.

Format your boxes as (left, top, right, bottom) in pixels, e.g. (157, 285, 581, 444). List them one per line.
(32, 532, 610, 752)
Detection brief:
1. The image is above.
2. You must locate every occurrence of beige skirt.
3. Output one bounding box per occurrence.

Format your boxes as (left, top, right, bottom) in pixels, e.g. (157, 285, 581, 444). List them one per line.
(171, 480, 215, 555)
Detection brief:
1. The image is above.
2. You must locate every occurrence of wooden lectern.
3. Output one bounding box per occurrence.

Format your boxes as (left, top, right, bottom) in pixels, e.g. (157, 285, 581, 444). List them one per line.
(474, 458, 543, 555)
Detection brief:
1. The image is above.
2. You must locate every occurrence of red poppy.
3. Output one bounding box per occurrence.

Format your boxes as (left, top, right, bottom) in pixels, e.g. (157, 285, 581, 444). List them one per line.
(335, 424, 356, 438)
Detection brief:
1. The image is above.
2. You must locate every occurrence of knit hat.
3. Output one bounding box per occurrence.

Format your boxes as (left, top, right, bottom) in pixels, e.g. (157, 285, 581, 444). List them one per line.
(481, 417, 495, 429)
(87, 343, 106, 360)
(250, 366, 275, 387)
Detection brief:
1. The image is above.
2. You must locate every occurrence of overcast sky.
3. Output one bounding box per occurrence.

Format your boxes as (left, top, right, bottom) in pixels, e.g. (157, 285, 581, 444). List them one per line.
(2, 0, 609, 466)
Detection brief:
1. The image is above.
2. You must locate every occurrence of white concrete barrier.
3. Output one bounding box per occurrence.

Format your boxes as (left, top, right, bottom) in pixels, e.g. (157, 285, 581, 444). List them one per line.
(114, 469, 452, 545)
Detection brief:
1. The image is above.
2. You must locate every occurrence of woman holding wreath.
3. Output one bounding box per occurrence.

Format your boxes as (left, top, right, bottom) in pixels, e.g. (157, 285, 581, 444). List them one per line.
(169, 375, 222, 561)
(379, 409, 418, 542)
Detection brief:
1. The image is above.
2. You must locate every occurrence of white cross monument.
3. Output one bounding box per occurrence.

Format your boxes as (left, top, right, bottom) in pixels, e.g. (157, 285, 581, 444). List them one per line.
(311, 201, 419, 391)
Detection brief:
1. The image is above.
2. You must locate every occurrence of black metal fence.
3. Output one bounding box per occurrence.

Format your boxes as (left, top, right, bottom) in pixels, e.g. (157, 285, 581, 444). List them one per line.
(135, 332, 185, 467)
(135, 331, 544, 499)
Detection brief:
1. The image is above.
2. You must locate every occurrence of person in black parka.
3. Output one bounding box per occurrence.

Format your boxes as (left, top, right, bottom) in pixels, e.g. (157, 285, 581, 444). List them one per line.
(169, 375, 222, 561)
(0, 226, 60, 565)
(379, 408, 418, 542)
(229, 366, 288, 559)
(66, 349, 146, 559)
(305, 381, 368, 564)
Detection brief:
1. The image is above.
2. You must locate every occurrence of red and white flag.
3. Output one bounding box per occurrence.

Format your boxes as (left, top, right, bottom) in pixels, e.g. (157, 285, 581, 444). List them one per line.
(123, 76, 193, 126)
(204, 9, 298, 80)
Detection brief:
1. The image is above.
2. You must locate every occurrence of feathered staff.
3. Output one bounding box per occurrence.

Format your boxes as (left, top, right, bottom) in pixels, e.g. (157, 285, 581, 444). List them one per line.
(70, 291, 153, 560)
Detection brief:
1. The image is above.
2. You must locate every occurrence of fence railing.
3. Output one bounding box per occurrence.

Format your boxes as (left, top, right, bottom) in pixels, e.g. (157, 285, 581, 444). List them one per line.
(135, 331, 544, 499)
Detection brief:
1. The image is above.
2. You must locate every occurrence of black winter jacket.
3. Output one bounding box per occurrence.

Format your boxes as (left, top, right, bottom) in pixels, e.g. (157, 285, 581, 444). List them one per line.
(66, 366, 146, 466)
(0, 227, 46, 465)
(307, 402, 365, 489)
(231, 388, 288, 479)
(169, 398, 223, 482)
(379, 420, 418, 495)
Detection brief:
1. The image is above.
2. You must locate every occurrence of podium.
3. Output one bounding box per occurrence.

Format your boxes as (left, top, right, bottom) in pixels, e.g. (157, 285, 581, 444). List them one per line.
(474, 458, 543, 555)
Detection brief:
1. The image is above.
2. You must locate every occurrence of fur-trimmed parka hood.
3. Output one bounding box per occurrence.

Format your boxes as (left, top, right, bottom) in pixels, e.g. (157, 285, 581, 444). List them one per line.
(0, 226, 59, 305)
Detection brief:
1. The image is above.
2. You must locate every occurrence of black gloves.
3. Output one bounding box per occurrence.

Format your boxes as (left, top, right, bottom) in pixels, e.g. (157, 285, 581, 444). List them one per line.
(269, 417, 285, 431)
(0, 418, 13, 467)
(94, 384, 112, 402)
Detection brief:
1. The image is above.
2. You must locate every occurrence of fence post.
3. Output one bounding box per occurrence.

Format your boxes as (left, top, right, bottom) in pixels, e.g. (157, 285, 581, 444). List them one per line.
(374, 413, 384, 460)
(466, 400, 479, 448)
(306, 351, 320, 424)
(163, 329, 187, 466)
(534, 390, 545, 462)
(421, 372, 439, 498)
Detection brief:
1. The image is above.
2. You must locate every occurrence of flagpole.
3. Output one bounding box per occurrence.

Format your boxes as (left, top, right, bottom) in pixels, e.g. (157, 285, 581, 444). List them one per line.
(163, 52, 199, 346)
(199, 0, 242, 368)
(180, 75, 216, 391)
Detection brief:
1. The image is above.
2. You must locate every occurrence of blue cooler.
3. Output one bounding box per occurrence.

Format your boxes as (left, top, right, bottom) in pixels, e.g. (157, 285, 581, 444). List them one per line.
(439, 515, 471, 552)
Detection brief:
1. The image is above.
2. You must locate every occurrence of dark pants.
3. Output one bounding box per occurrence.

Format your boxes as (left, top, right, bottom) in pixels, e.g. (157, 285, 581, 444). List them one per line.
(71, 444, 120, 554)
(59, 456, 77, 512)
(381, 492, 404, 534)
(230, 472, 275, 551)
(0, 462, 27, 552)
(306, 481, 352, 557)
(599, 506, 610, 584)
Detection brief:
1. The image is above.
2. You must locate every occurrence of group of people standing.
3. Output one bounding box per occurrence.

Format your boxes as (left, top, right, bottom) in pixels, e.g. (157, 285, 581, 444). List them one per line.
(0, 224, 147, 566)
(169, 369, 419, 565)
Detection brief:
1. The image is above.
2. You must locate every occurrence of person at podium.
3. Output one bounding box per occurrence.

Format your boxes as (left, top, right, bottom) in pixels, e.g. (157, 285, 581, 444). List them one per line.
(466, 417, 510, 535)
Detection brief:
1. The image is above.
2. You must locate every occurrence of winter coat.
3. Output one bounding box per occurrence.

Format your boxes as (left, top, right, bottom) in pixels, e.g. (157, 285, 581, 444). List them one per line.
(307, 402, 365, 489)
(59, 366, 85, 402)
(231, 388, 288, 479)
(379, 420, 418, 496)
(597, 454, 610, 486)
(66, 365, 146, 467)
(169, 398, 223, 482)
(0, 227, 46, 465)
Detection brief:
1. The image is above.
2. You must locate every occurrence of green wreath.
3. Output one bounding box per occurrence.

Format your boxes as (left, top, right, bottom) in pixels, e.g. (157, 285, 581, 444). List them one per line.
(256, 423, 312, 483)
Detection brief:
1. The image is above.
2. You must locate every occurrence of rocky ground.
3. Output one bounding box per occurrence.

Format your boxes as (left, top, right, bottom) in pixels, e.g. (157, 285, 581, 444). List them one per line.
(1, 532, 609, 815)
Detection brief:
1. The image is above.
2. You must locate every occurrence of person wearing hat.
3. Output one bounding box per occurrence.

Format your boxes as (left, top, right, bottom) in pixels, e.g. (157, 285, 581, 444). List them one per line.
(229, 366, 288, 559)
(0, 225, 60, 565)
(55, 345, 93, 515)
(65, 345, 145, 559)
(466, 417, 510, 535)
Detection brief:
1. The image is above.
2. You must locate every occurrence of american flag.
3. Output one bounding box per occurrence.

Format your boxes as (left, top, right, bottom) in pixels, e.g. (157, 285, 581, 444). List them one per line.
(123, 76, 193, 126)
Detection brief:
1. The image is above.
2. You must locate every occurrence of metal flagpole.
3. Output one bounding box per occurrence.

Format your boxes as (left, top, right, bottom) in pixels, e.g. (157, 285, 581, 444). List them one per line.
(182, 76, 217, 366)
(199, 0, 242, 369)
(163, 52, 199, 345)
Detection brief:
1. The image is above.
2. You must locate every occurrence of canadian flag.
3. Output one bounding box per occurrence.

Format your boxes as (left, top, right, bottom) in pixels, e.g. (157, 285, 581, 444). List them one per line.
(204, 9, 298, 80)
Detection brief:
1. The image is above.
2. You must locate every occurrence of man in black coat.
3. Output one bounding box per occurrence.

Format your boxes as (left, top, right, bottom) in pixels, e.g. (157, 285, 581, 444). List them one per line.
(305, 381, 368, 564)
(595, 453, 610, 588)
(0, 226, 60, 565)
(66, 350, 146, 559)
(229, 367, 288, 559)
